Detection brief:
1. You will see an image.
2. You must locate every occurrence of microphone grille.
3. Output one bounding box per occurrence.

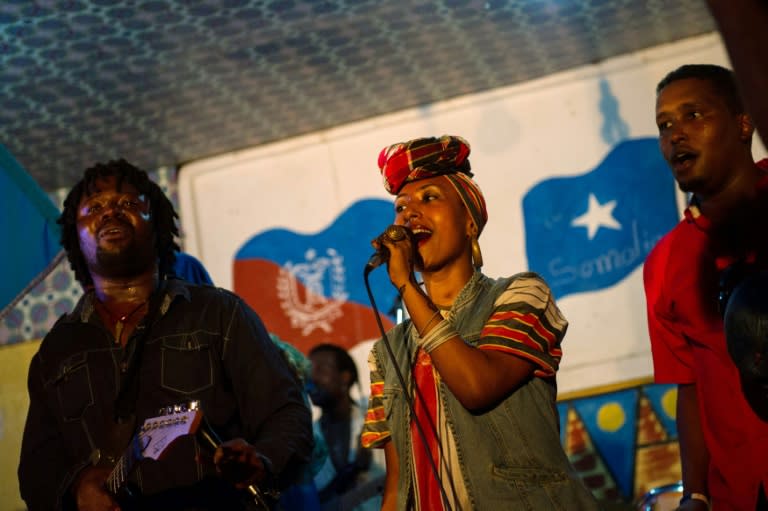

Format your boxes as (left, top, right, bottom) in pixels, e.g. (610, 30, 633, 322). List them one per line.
(384, 225, 408, 242)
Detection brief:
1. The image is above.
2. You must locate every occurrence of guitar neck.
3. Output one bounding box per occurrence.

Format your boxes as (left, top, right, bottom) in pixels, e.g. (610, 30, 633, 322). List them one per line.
(106, 438, 140, 494)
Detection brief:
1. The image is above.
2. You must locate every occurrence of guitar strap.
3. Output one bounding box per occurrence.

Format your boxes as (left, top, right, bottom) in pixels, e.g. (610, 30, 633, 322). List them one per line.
(114, 279, 168, 425)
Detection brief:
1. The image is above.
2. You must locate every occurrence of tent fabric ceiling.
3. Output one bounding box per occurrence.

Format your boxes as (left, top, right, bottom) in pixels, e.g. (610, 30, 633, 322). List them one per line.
(1, 0, 715, 192)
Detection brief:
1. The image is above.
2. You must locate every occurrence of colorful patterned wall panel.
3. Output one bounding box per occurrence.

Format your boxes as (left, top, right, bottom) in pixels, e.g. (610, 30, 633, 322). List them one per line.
(559, 380, 681, 506)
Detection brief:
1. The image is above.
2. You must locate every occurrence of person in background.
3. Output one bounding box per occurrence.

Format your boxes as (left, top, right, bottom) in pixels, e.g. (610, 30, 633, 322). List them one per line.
(644, 64, 768, 511)
(361, 135, 599, 510)
(17, 159, 312, 510)
(271, 335, 327, 511)
(308, 343, 384, 511)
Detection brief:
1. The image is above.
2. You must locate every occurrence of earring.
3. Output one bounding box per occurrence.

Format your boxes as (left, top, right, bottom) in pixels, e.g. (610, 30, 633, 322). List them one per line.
(471, 236, 483, 269)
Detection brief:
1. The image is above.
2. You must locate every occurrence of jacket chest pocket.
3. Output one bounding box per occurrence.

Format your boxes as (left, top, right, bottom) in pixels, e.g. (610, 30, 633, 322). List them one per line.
(160, 334, 215, 394)
(54, 353, 94, 422)
(381, 384, 408, 426)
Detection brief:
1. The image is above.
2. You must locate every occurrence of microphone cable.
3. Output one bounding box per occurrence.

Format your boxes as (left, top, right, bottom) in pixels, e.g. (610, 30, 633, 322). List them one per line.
(363, 266, 457, 511)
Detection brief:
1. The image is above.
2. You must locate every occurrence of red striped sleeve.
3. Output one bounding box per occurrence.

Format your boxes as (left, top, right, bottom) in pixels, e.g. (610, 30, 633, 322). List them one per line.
(477, 275, 566, 376)
(361, 348, 391, 448)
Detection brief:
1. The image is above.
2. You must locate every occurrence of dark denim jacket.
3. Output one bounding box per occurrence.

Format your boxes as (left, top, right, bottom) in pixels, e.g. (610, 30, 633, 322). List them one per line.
(18, 279, 312, 511)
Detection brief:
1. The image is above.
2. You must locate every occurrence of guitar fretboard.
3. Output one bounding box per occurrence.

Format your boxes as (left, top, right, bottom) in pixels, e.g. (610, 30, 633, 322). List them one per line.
(106, 452, 130, 493)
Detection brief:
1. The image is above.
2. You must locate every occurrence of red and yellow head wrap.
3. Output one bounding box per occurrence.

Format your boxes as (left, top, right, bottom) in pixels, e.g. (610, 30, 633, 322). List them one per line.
(378, 135, 488, 233)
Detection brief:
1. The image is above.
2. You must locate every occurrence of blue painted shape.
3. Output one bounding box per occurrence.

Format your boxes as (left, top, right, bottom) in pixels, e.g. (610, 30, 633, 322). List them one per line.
(523, 137, 678, 299)
(0, 144, 61, 311)
(236, 198, 399, 317)
(571, 388, 639, 498)
(599, 78, 630, 145)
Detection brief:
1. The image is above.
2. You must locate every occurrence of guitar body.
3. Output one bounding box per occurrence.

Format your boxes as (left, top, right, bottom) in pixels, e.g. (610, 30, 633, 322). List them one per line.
(102, 402, 275, 510)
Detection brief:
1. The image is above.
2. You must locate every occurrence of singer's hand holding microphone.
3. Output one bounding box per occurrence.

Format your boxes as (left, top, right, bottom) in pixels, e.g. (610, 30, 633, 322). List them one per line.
(366, 225, 416, 285)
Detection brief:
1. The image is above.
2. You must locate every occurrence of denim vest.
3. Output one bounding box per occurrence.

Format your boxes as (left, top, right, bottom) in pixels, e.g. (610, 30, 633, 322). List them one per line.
(372, 272, 599, 510)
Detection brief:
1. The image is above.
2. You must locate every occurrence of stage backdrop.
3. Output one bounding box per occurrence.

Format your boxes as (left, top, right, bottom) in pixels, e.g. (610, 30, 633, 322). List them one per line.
(178, 32, 765, 396)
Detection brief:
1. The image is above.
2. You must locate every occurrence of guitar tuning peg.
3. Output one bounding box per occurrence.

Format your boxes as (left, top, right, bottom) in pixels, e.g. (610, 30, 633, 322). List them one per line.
(154, 401, 201, 417)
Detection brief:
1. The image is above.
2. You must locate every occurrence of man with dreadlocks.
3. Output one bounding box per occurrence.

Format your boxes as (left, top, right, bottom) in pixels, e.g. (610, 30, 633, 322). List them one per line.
(17, 160, 312, 511)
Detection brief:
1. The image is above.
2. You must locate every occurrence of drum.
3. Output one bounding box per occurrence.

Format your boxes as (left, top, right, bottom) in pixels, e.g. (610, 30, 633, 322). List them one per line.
(636, 481, 683, 511)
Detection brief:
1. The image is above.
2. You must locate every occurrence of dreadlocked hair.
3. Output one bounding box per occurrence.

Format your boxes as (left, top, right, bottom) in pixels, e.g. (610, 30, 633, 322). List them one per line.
(58, 159, 179, 287)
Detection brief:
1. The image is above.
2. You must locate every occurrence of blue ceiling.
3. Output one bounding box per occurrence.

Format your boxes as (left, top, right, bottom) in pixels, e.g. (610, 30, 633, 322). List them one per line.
(0, 0, 715, 191)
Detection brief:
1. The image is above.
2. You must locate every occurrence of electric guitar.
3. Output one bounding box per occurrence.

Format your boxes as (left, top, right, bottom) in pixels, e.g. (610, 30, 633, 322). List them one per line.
(93, 402, 276, 510)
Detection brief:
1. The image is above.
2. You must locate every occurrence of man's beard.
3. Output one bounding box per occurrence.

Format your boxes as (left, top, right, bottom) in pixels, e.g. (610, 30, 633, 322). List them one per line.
(94, 241, 156, 278)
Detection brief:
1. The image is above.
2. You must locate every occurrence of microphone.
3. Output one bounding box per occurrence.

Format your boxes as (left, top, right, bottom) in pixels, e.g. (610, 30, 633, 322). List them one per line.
(365, 225, 410, 273)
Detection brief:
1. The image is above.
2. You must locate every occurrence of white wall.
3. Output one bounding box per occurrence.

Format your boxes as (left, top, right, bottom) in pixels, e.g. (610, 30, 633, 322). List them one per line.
(178, 32, 765, 394)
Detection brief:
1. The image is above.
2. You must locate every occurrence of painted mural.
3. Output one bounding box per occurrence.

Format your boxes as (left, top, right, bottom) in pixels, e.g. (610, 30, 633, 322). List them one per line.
(233, 199, 397, 354)
(522, 77, 678, 300)
(524, 137, 678, 299)
(559, 380, 681, 504)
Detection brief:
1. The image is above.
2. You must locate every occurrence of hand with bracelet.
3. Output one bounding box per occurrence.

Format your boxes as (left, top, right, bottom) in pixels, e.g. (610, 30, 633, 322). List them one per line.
(372, 225, 449, 349)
